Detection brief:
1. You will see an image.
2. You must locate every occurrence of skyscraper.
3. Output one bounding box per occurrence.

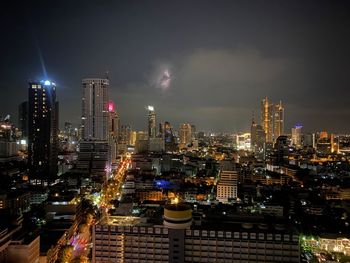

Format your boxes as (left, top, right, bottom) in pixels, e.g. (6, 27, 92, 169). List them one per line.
(78, 77, 110, 180)
(81, 78, 109, 140)
(273, 101, 284, 140)
(164, 121, 176, 152)
(261, 97, 284, 143)
(179, 123, 192, 149)
(28, 80, 58, 185)
(291, 124, 302, 149)
(251, 118, 266, 159)
(108, 101, 119, 162)
(147, 106, 156, 138)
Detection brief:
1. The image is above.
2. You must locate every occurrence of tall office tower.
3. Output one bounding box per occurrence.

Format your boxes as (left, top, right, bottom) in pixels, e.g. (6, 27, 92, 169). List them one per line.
(273, 101, 284, 140)
(216, 170, 238, 203)
(108, 101, 119, 162)
(190, 124, 196, 140)
(18, 101, 28, 139)
(291, 124, 302, 149)
(261, 97, 284, 143)
(179, 123, 192, 149)
(261, 97, 272, 142)
(81, 78, 109, 140)
(147, 106, 156, 138)
(251, 118, 266, 154)
(164, 121, 176, 152)
(28, 80, 58, 185)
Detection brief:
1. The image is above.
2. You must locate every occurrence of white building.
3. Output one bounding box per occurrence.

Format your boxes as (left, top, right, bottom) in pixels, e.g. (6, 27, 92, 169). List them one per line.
(81, 78, 109, 140)
(92, 206, 300, 263)
(216, 170, 238, 203)
(291, 125, 302, 149)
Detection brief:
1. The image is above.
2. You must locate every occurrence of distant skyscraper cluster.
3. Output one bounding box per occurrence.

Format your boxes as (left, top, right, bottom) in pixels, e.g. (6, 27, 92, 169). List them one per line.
(261, 97, 284, 143)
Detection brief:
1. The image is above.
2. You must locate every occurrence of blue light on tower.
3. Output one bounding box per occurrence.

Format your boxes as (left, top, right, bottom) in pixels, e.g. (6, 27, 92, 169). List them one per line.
(44, 80, 51, 86)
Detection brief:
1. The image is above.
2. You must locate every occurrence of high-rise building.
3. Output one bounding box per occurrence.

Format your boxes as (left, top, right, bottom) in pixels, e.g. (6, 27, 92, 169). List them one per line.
(179, 123, 192, 149)
(81, 78, 109, 140)
(190, 124, 196, 140)
(79, 77, 110, 181)
(291, 125, 302, 149)
(251, 118, 266, 158)
(18, 101, 28, 139)
(216, 170, 238, 203)
(164, 121, 176, 152)
(147, 106, 156, 139)
(28, 80, 58, 185)
(261, 97, 284, 143)
(273, 101, 284, 140)
(108, 101, 119, 162)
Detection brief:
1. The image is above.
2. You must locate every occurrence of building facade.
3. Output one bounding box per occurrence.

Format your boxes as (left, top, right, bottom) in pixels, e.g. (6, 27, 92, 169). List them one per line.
(81, 78, 109, 140)
(261, 97, 284, 143)
(92, 212, 300, 263)
(147, 106, 156, 139)
(28, 80, 58, 185)
(216, 170, 238, 203)
(179, 124, 192, 149)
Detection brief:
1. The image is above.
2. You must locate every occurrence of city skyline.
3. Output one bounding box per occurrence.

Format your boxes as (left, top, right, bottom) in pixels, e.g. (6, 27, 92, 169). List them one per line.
(1, 1, 350, 133)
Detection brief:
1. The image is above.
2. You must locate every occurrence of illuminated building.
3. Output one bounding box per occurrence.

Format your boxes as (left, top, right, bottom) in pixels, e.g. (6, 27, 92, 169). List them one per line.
(93, 206, 300, 263)
(316, 131, 336, 154)
(179, 123, 192, 149)
(28, 80, 58, 185)
(79, 77, 110, 180)
(147, 106, 156, 138)
(0, 116, 14, 142)
(251, 118, 266, 158)
(108, 101, 119, 161)
(273, 101, 284, 140)
(164, 121, 176, 152)
(261, 97, 284, 143)
(236, 133, 251, 151)
(81, 78, 109, 140)
(291, 125, 302, 149)
(216, 170, 238, 203)
(129, 131, 137, 146)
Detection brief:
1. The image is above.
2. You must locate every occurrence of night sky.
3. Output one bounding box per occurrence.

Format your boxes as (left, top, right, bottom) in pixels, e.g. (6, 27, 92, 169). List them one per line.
(1, 0, 350, 133)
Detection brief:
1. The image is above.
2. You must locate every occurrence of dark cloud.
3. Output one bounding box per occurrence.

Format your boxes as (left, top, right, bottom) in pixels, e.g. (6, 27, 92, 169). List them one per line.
(1, 0, 350, 133)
